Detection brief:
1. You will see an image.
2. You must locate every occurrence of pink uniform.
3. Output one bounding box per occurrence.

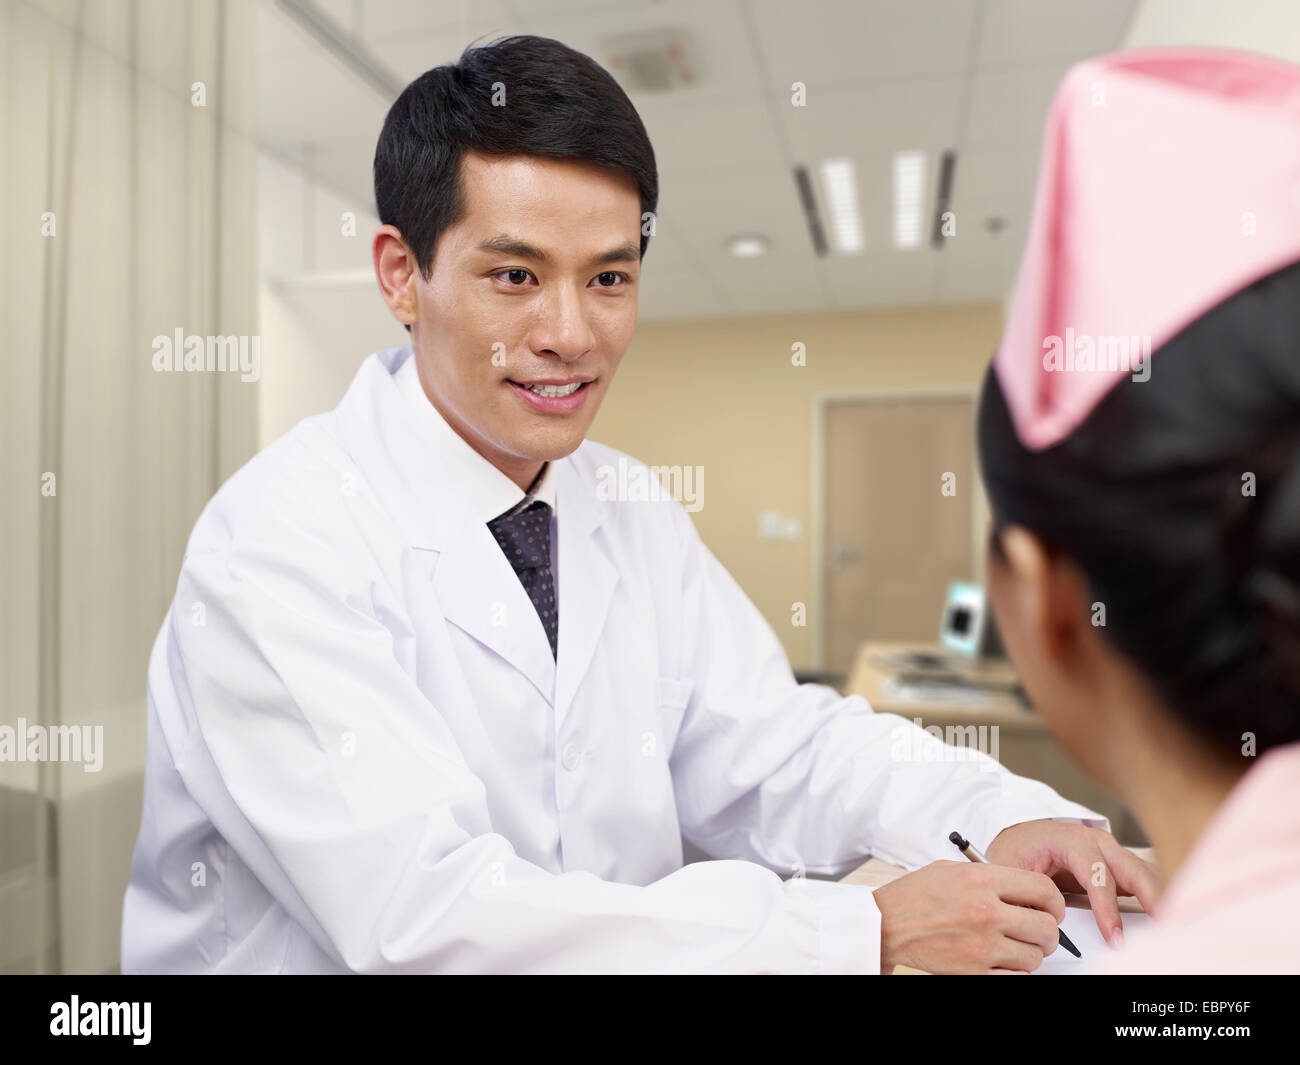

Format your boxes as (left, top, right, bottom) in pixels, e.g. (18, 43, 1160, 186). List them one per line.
(1094, 741, 1300, 974)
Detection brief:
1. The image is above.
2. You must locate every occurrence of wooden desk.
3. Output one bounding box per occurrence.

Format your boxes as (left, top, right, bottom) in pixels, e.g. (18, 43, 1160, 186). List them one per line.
(844, 641, 1145, 845)
(840, 849, 1154, 974)
(846, 640, 1042, 732)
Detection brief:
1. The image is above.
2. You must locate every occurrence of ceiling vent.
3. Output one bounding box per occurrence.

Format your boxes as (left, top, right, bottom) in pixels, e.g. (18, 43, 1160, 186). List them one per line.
(600, 30, 697, 94)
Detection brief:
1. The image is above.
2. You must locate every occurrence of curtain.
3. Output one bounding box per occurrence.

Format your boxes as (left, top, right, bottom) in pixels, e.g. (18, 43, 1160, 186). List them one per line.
(0, 0, 258, 973)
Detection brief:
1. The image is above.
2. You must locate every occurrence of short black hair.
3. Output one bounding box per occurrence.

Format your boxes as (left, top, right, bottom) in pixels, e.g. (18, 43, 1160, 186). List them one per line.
(977, 260, 1300, 758)
(374, 34, 658, 291)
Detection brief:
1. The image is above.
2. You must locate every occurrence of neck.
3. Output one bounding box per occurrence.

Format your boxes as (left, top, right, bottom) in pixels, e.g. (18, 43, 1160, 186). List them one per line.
(504, 460, 545, 494)
(411, 352, 544, 493)
(1116, 707, 1247, 880)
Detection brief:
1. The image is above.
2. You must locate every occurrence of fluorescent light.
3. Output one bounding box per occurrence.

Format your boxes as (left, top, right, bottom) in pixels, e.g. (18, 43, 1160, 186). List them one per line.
(819, 158, 864, 254)
(726, 234, 768, 258)
(893, 151, 926, 249)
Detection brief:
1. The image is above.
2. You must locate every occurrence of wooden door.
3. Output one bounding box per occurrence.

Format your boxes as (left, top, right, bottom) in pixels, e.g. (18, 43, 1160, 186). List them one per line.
(824, 396, 976, 673)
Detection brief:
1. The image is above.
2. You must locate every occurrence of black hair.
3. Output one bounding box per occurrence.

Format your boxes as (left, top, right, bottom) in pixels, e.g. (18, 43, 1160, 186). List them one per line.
(977, 260, 1300, 758)
(373, 34, 658, 329)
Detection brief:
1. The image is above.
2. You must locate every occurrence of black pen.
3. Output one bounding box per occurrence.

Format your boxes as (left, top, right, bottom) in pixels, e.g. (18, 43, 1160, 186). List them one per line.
(948, 830, 1082, 959)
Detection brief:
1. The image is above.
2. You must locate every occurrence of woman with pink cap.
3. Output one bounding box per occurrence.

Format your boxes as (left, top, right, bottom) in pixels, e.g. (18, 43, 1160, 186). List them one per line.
(979, 46, 1300, 974)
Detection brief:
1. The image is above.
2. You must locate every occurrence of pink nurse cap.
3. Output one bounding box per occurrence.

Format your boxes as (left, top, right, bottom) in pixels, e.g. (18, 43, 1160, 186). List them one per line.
(995, 47, 1300, 450)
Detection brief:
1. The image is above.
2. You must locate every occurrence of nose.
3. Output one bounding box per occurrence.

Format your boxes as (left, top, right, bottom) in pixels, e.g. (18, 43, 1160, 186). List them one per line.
(530, 282, 596, 361)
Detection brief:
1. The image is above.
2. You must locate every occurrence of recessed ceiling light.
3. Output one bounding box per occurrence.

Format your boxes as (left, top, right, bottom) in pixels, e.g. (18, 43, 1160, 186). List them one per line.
(726, 234, 769, 258)
(893, 151, 927, 249)
(819, 158, 864, 254)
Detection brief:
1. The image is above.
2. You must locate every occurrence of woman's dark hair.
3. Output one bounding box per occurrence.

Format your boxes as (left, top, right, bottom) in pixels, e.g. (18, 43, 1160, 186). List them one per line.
(978, 260, 1300, 758)
(373, 34, 658, 286)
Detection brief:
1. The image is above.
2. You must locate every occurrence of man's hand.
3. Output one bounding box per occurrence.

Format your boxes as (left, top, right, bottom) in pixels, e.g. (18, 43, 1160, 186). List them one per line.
(873, 860, 1066, 974)
(985, 819, 1163, 949)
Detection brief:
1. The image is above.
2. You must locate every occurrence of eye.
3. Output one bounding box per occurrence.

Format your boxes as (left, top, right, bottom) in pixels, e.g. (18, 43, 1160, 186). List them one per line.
(592, 271, 629, 288)
(493, 268, 535, 286)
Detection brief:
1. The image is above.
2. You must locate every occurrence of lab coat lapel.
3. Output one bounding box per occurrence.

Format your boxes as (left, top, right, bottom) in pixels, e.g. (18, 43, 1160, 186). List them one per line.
(335, 350, 557, 703)
(431, 524, 558, 704)
(553, 454, 619, 732)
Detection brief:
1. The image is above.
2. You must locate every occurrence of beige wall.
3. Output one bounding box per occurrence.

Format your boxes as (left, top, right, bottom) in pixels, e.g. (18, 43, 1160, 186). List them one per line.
(589, 302, 1004, 673)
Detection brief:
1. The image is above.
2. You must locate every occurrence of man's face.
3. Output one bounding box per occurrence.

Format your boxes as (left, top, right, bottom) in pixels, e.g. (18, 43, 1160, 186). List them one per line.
(402, 151, 642, 487)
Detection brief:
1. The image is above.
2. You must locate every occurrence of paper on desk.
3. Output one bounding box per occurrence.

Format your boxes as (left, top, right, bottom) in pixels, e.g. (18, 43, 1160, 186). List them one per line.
(1034, 907, 1155, 974)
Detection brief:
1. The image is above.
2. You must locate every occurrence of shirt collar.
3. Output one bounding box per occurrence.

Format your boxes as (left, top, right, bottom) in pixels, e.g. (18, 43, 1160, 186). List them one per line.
(394, 349, 557, 524)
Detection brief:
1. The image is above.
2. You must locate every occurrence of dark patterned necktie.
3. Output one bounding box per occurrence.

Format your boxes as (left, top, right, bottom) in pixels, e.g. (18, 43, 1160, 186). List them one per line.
(487, 499, 558, 659)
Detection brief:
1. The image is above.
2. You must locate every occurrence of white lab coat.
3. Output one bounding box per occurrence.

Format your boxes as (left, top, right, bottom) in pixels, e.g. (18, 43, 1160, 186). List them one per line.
(121, 345, 1105, 974)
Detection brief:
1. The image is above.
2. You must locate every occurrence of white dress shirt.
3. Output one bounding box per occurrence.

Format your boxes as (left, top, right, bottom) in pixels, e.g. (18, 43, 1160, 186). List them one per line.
(393, 351, 557, 518)
(394, 352, 558, 600)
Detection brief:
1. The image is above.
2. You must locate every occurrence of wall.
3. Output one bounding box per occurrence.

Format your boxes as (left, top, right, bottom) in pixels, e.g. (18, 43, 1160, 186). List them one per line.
(1125, 0, 1300, 59)
(257, 149, 407, 449)
(590, 303, 1004, 672)
(2, 0, 259, 974)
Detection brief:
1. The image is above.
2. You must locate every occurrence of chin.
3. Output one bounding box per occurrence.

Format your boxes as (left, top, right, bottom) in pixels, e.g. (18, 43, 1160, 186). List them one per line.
(536, 431, 588, 461)
(498, 426, 580, 462)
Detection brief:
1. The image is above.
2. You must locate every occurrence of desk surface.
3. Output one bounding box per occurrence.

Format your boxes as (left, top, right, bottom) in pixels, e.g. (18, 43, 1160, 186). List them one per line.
(845, 641, 1046, 731)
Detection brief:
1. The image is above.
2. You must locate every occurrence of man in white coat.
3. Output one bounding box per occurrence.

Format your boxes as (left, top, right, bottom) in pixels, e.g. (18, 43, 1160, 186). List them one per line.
(122, 35, 1158, 974)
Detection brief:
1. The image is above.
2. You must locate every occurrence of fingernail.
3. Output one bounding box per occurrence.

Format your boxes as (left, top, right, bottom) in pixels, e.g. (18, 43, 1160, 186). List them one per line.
(1109, 927, 1125, 949)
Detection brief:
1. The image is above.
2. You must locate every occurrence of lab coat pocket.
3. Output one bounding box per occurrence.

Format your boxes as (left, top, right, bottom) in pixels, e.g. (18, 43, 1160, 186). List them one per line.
(655, 675, 695, 756)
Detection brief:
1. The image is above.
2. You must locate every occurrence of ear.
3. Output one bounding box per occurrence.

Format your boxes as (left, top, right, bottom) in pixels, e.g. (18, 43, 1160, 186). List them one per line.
(373, 225, 418, 328)
(997, 525, 1094, 671)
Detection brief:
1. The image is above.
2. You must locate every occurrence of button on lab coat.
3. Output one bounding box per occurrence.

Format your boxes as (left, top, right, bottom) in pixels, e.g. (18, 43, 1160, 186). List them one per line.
(122, 345, 1105, 974)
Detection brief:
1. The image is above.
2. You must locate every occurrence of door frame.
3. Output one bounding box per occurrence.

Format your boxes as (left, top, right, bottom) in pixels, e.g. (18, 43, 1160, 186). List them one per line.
(811, 387, 986, 672)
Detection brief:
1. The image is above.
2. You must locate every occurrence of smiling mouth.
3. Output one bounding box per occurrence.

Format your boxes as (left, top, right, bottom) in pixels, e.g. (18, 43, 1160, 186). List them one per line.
(509, 380, 591, 397)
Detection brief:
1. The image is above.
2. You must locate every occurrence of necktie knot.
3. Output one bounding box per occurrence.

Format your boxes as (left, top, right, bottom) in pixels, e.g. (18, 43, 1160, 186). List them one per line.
(487, 500, 553, 571)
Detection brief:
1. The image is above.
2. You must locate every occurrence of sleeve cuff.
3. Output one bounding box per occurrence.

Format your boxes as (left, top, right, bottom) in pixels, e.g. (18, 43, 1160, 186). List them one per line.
(968, 798, 1111, 853)
(1051, 815, 1110, 831)
(785, 878, 883, 974)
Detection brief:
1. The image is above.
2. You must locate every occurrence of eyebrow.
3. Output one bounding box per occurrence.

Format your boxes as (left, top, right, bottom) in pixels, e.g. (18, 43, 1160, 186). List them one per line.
(475, 235, 641, 266)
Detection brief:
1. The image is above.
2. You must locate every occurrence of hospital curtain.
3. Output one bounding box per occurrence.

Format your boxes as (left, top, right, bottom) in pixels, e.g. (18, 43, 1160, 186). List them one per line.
(0, 0, 259, 973)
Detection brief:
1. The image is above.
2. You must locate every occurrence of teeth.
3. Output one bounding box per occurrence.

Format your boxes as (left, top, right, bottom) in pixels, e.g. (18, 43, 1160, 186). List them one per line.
(525, 382, 582, 397)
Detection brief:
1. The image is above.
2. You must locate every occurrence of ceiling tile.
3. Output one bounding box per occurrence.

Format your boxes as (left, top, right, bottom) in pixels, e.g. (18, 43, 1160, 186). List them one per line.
(501, 0, 768, 104)
(949, 145, 1040, 215)
(962, 64, 1069, 149)
(638, 96, 785, 179)
(748, 0, 978, 87)
(936, 212, 1028, 303)
(977, 0, 1138, 70)
(781, 78, 964, 163)
(357, 0, 503, 43)
(823, 249, 939, 308)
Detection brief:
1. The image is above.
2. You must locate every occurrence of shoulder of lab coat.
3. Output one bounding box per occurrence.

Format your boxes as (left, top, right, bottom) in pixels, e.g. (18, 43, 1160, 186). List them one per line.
(656, 491, 1108, 878)
(146, 368, 883, 974)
